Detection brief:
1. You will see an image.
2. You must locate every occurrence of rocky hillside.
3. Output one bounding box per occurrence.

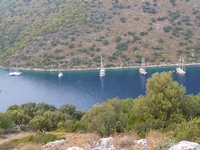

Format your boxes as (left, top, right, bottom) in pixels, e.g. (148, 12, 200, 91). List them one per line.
(0, 0, 200, 70)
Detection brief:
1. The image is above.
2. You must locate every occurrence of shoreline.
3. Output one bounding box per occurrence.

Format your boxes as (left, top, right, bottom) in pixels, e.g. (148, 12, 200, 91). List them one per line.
(1, 62, 200, 72)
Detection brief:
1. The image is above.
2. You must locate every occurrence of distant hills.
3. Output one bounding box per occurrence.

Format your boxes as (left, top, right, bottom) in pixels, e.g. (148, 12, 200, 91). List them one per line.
(0, 0, 200, 70)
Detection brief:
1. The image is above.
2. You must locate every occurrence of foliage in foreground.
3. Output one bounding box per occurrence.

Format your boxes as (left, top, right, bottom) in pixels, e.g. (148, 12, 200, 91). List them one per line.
(12, 130, 65, 145)
(0, 131, 65, 150)
(81, 98, 133, 136)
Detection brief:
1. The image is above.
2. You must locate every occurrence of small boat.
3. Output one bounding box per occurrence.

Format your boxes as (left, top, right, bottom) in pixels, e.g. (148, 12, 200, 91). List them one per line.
(9, 64, 21, 76)
(139, 57, 147, 75)
(58, 63, 63, 78)
(176, 57, 186, 75)
(58, 72, 63, 78)
(9, 71, 22, 76)
(99, 56, 105, 77)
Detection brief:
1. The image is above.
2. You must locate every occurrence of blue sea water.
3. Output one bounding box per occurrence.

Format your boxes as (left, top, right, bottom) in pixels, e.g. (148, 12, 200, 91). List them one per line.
(0, 66, 200, 112)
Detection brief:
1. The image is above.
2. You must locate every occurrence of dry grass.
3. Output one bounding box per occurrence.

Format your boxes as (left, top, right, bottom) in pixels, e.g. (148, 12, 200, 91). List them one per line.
(145, 130, 166, 150)
(0, 130, 177, 150)
(15, 142, 43, 150)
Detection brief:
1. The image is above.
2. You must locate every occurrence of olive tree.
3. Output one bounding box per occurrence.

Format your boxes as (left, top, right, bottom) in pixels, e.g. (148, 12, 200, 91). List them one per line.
(58, 104, 76, 116)
(20, 102, 36, 118)
(6, 109, 31, 125)
(0, 113, 14, 129)
(133, 72, 186, 133)
(81, 98, 131, 136)
(29, 115, 47, 131)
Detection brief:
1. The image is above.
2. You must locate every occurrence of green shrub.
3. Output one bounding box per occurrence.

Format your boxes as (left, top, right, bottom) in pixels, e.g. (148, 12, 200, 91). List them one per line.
(158, 39, 164, 43)
(132, 46, 139, 51)
(163, 26, 171, 33)
(170, 0, 176, 6)
(179, 42, 184, 46)
(157, 17, 167, 21)
(140, 32, 148, 36)
(116, 42, 128, 51)
(168, 11, 180, 22)
(120, 17, 126, 23)
(68, 43, 75, 49)
(11, 132, 65, 145)
(96, 48, 101, 52)
(177, 50, 182, 55)
(172, 118, 200, 142)
(181, 16, 190, 22)
(151, 17, 156, 22)
(102, 39, 109, 45)
(115, 36, 121, 42)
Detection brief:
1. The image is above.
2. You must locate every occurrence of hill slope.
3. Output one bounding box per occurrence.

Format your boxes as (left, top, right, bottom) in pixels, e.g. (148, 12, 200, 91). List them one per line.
(0, 0, 200, 70)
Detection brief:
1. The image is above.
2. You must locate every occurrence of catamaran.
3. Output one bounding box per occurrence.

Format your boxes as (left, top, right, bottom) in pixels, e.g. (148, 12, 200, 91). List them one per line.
(99, 56, 105, 77)
(176, 57, 186, 75)
(139, 57, 147, 75)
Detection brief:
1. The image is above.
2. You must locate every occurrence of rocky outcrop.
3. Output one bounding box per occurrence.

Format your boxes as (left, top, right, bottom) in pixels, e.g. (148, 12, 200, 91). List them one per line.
(66, 146, 84, 150)
(42, 139, 66, 149)
(168, 141, 200, 150)
(91, 137, 116, 150)
(42, 137, 200, 150)
(66, 137, 148, 150)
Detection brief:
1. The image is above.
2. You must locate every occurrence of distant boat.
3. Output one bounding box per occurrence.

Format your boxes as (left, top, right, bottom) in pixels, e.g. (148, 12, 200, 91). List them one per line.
(58, 64, 63, 78)
(9, 71, 21, 76)
(139, 57, 147, 75)
(58, 72, 63, 78)
(99, 56, 105, 77)
(176, 57, 186, 75)
(9, 65, 21, 76)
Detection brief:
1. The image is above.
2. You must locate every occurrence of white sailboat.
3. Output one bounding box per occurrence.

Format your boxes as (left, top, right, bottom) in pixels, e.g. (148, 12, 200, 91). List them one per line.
(176, 57, 186, 75)
(58, 64, 63, 78)
(9, 64, 21, 76)
(139, 57, 147, 75)
(99, 56, 105, 77)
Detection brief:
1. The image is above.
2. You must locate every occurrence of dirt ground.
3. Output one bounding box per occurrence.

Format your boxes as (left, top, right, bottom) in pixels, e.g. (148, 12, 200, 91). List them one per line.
(0, 132, 34, 144)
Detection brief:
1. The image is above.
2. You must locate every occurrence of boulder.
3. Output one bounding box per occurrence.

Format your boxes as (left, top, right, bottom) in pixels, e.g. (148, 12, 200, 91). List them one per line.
(42, 139, 66, 148)
(66, 146, 84, 150)
(168, 141, 200, 150)
(92, 137, 116, 150)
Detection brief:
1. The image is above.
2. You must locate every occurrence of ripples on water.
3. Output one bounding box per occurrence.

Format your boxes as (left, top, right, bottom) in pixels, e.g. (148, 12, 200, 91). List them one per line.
(0, 66, 200, 112)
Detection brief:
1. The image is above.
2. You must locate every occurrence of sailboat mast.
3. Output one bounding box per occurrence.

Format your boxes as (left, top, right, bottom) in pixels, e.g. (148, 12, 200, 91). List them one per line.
(181, 57, 183, 70)
(142, 57, 146, 70)
(101, 56, 103, 69)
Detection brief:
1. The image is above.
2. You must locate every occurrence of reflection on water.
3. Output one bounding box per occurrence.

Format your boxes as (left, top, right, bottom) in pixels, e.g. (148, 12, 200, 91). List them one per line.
(177, 73, 186, 85)
(100, 76, 105, 93)
(140, 74, 146, 89)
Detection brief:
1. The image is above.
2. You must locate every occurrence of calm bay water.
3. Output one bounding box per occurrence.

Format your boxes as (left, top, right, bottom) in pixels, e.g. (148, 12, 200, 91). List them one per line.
(0, 66, 200, 112)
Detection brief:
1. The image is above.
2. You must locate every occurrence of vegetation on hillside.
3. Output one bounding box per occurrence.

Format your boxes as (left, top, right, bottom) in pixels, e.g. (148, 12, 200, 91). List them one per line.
(0, 0, 200, 70)
(1, 71, 200, 149)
